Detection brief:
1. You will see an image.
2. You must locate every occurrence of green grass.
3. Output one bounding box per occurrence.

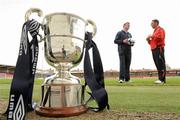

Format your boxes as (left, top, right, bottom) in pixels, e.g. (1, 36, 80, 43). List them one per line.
(105, 77, 180, 86)
(107, 86, 180, 113)
(1, 77, 180, 114)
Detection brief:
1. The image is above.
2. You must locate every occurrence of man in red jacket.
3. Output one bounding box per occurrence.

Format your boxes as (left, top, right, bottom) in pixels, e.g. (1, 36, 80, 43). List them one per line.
(146, 19, 166, 84)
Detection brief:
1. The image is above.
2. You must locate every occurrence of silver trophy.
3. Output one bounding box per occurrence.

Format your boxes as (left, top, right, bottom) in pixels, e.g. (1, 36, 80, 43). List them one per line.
(25, 8, 97, 117)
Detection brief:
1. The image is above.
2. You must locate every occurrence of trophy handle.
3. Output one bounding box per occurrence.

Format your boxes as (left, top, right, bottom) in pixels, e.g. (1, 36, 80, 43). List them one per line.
(25, 8, 44, 42)
(87, 19, 97, 37)
(25, 8, 43, 21)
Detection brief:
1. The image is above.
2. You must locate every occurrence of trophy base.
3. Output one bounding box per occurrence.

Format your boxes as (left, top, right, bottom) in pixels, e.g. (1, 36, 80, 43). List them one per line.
(35, 105, 88, 117)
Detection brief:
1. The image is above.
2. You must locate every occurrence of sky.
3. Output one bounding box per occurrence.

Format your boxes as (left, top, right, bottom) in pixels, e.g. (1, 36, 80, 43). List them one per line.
(0, 0, 180, 71)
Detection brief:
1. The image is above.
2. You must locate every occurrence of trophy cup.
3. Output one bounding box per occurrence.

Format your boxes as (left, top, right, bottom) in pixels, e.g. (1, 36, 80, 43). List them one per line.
(25, 8, 97, 117)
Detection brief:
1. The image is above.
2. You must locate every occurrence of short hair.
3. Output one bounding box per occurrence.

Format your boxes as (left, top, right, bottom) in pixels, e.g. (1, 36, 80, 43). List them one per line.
(152, 19, 159, 25)
(123, 22, 130, 26)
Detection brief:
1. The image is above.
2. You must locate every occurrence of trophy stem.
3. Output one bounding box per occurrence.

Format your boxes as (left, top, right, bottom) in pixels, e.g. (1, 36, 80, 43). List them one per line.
(57, 65, 70, 80)
(54, 63, 80, 84)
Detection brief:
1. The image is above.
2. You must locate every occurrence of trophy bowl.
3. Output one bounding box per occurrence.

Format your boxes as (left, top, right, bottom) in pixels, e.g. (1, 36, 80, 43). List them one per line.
(25, 9, 97, 117)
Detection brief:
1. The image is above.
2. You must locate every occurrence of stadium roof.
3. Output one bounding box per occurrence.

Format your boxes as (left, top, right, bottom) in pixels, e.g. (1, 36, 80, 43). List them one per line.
(0, 64, 15, 72)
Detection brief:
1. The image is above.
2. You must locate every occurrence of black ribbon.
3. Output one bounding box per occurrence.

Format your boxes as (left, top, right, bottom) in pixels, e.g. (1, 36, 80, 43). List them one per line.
(84, 32, 109, 111)
(5, 19, 40, 120)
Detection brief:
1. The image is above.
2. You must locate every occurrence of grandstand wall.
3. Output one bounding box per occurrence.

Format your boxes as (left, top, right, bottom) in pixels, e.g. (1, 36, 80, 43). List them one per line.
(0, 64, 180, 79)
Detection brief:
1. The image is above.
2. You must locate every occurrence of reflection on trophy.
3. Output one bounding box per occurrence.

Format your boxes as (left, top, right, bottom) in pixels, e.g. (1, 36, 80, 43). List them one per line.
(25, 8, 97, 117)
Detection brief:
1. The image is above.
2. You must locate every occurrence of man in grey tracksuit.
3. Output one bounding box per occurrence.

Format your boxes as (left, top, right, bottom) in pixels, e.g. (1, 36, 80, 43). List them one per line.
(114, 22, 134, 83)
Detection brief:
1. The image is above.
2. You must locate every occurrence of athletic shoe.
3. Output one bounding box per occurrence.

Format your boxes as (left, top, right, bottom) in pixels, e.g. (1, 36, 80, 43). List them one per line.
(154, 80, 165, 84)
(119, 79, 124, 83)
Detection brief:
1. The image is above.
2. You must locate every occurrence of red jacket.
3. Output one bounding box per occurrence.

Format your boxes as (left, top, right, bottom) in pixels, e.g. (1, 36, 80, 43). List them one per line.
(148, 26, 165, 50)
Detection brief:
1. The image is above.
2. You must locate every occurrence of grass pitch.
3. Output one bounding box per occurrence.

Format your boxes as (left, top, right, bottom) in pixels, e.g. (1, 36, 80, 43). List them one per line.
(0, 77, 180, 115)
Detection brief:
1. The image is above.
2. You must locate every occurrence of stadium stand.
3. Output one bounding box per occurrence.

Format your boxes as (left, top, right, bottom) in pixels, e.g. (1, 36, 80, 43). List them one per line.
(0, 64, 14, 79)
(0, 64, 180, 79)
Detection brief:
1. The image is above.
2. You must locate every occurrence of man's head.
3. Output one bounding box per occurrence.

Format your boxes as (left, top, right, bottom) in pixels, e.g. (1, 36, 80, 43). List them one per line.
(151, 19, 159, 29)
(123, 22, 130, 31)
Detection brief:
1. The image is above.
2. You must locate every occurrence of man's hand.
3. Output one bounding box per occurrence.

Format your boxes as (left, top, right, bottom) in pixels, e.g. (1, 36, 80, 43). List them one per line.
(123, 39, 129, 44)
(146, 34, 152, 41)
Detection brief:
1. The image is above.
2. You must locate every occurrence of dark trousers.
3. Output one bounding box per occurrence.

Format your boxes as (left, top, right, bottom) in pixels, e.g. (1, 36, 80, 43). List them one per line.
(152, 47, 166, 82)
(118, 47, 131, 81)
